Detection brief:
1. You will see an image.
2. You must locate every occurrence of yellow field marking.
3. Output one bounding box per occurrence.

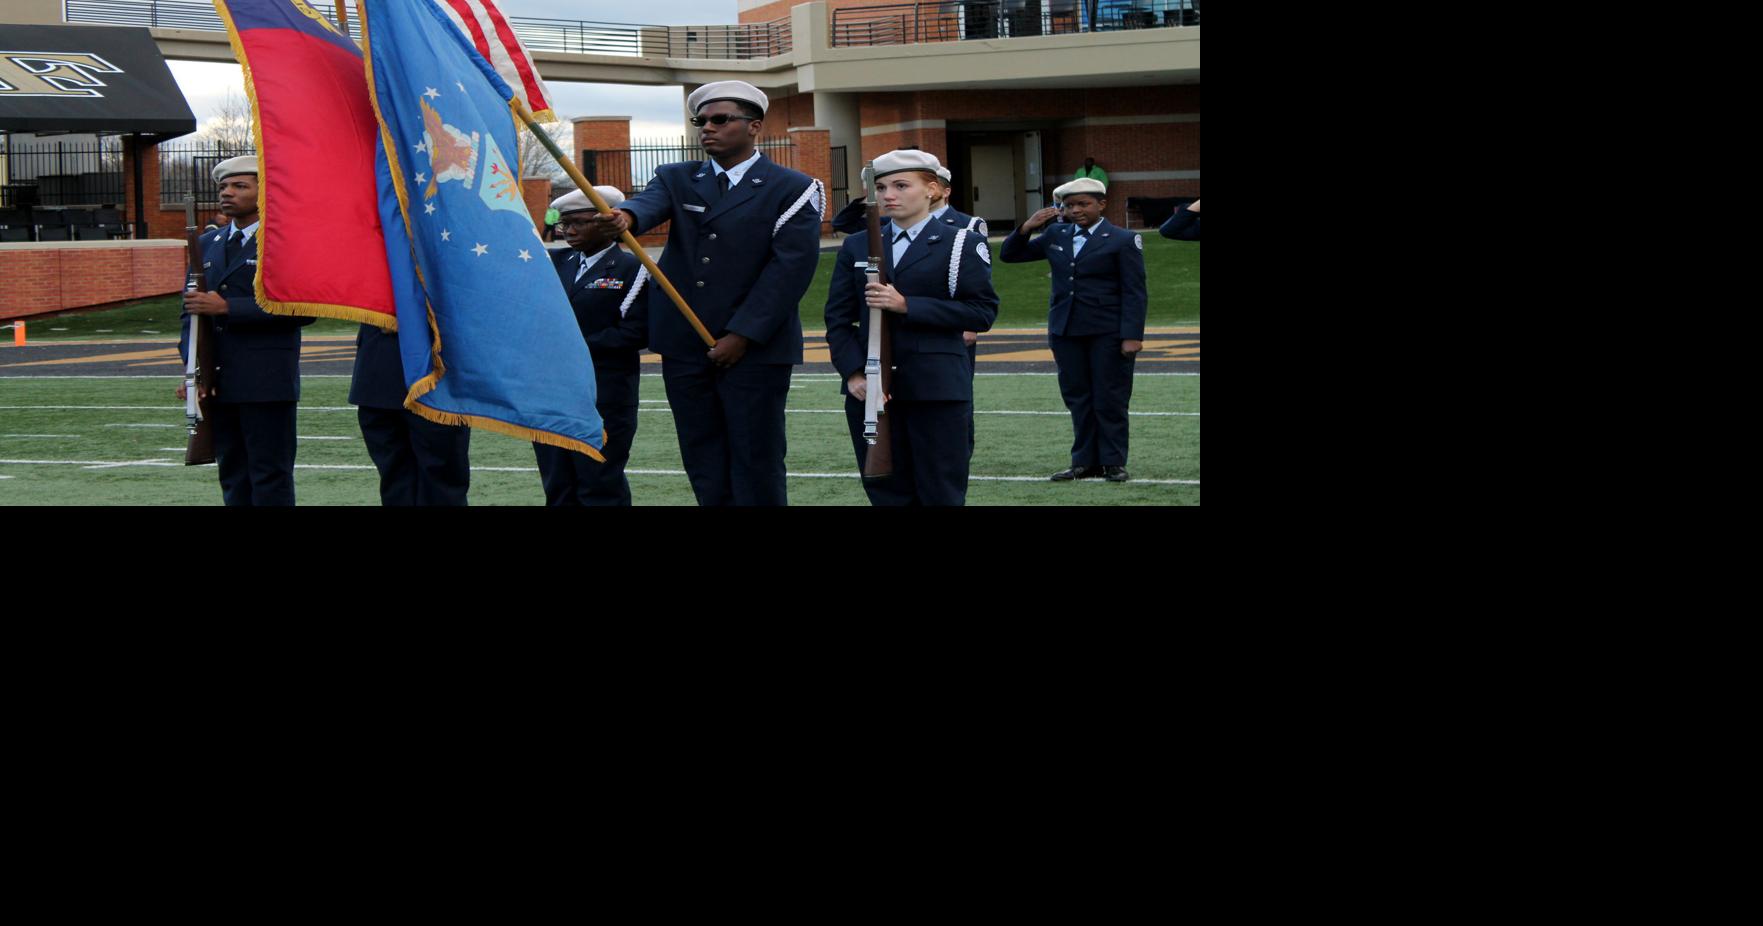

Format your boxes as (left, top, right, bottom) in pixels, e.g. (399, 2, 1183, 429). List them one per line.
(2, 348, 179, 368)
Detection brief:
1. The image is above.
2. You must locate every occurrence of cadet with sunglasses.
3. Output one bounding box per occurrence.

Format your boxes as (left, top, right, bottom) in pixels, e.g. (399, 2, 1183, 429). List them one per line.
(584, 80, 823, 506)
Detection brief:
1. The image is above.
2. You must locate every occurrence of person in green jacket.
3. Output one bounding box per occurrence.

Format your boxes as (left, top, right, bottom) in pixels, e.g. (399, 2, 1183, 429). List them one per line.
(1073, 157, 1109, 188)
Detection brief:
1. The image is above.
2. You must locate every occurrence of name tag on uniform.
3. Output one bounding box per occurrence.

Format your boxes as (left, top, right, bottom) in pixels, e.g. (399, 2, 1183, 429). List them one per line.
(589, 277, 625, 289)
(852, 261, 870, 270)
(203, 261, 212, 268)
(245, 259, 256, 265)
(683, 204, 707, 213)
(1050, 245, 1065, 252)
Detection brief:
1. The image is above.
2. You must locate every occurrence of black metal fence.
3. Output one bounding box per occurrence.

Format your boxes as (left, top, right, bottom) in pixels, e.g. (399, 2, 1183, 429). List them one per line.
(830, 145, 849, 210)
(157, 142, 255, 209)
(0, 142, 126, 209)
(833, 0, 1198, 47)
(579, 137, 797, 193)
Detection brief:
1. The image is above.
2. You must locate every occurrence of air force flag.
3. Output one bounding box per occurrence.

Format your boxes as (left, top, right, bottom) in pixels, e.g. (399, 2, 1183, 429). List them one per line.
(363, 0, 602, 458)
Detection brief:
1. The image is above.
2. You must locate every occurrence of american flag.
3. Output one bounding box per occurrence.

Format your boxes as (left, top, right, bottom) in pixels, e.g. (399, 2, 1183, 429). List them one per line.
(433, 0, 555, 121)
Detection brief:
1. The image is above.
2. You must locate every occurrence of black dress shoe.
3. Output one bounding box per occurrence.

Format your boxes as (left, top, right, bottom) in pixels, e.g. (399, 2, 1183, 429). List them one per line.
(1103, 466, 1130, 482)
(1051, 465, 1104, 481)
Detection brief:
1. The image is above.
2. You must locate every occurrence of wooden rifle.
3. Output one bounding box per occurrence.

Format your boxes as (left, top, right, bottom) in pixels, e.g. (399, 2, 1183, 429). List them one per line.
(861, 163, 894, 481)
(182, 195, 217, 466)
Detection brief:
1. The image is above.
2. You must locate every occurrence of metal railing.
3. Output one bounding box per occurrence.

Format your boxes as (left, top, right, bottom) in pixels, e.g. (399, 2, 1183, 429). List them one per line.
(832, 0, 1198, 47)
(579, 137, 796, 193)
(0, 142, 126, 208)
(64, 0, 793, 59)
(157, 141, 254, 209)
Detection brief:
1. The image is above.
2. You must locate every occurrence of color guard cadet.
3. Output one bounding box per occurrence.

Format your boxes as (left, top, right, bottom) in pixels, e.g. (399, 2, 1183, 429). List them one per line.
(928, 164, 988, 460)
(349, 322, 471, 506)
(825, 149, 999, 506)
(1000, 177, 1147, 483)
(587, 80, 823, 506)
(177, 155, 314, 506)
(533, 186, 647, 506)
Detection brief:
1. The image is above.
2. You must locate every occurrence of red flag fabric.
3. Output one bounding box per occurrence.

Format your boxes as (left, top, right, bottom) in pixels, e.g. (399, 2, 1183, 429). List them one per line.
(435, 0, 555, 122)
(213, 0, 397, 329)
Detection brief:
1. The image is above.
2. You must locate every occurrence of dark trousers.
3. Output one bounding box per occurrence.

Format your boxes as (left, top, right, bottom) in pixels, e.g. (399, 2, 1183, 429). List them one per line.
(357, 405, 471, 506)
(968, 341, 978, 462)
(1049, 333, 1136, 467)
(662, 358, 791, 506)
(534, 400, 638, 506)
(843, 395, 972, 506)
(212, 400, 297, 507)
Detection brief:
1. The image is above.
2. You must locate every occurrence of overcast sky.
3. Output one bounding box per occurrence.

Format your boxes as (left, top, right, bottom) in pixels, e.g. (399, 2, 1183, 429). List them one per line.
(168, 0, 741, 142)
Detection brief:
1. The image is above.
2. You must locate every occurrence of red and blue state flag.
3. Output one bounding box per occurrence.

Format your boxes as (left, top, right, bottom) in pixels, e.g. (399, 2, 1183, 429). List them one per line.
(211, 0, 397, 329)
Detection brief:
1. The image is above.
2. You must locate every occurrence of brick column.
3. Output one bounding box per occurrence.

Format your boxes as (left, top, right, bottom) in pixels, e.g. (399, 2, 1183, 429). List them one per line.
(787, 126, 833, 236)
(121, 137, 161, 239)
(572, 116, 631, 189)
(521, 178, 552, 235)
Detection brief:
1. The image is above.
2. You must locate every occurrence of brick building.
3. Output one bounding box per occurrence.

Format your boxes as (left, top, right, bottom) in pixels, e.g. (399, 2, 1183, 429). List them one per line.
(699, 0, 1199, 230)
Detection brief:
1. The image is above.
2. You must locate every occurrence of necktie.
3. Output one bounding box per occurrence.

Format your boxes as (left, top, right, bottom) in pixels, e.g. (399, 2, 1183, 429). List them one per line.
(225, 229, 241, 265)
(718, 173, 731, 196)
(894, 230, 909, 243)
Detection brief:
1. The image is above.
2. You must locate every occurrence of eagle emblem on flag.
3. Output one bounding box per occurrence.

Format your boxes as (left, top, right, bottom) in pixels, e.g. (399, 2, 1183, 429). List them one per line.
(421, 95, 479, 197)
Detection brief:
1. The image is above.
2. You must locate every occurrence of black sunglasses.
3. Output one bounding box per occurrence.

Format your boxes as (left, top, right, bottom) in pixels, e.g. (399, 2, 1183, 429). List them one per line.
(690, 114, 757, 127)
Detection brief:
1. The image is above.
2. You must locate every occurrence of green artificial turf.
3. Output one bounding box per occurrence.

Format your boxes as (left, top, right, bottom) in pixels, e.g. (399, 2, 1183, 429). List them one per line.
(0, 373, 1199, 506)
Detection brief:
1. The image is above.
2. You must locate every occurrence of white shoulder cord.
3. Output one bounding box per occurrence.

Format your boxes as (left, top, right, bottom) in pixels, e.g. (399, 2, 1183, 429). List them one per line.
(774, 180, 824, 237)
(947, 227, 970, 297)
(618, 266, 648, 318)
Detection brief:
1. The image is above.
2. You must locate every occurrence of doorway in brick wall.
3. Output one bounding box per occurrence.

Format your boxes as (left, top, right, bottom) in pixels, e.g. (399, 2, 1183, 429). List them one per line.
(947, 127, 1047, 232)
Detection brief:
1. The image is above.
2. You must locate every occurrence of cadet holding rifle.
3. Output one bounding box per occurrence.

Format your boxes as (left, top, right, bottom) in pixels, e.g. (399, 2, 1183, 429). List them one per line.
(175, 156, 314, 506)
(824, 150, 998, 506)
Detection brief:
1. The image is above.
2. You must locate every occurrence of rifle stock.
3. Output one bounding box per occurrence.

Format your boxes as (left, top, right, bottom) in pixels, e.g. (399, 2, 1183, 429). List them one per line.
(183, 197, 217, 466)
(861, 163, 894, 481)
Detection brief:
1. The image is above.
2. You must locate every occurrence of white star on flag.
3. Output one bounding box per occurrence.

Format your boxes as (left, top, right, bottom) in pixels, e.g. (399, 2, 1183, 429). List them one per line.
(415, 140, 428, 154)
(414, 172, 428, 185)
(455, 81, 466, 92)
(424, 87, 440, 100)
(441, 229, 451, 241)
(424, 202, 436, 215)
(518, 249, 532, 262)
(473, 243, 488, 256)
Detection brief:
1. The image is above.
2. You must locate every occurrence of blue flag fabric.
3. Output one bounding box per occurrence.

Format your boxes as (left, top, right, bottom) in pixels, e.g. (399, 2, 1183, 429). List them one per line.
(362, 0, 603, 458)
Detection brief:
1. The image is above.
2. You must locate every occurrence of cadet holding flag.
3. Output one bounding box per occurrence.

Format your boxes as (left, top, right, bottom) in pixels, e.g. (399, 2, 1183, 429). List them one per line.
(588, 80, 823, 507)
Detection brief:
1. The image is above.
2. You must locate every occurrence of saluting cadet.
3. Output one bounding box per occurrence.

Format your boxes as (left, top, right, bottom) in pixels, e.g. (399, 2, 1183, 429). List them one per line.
(1000, 177, 1147, 483)
(586, 80, 823, 507)
(825, 149, 999, 506)
(1160, 198, 1201, 240)
(177, 155, 314, 506)
(534, 186, 648, 506)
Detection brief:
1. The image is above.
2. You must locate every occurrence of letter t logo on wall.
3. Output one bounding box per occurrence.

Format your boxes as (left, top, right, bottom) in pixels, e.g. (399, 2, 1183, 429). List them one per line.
(0, 52, 124, 97)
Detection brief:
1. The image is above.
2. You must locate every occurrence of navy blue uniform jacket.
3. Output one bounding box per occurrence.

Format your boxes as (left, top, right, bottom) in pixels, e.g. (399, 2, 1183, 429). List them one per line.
(618, 154, 821, 364)
(552, 244, 647, 406)
(179, 226, 314, 402)
(825, 221, 999, 402)
(1000, 219, 1147, 340)
(1160, 207, 1201, 241)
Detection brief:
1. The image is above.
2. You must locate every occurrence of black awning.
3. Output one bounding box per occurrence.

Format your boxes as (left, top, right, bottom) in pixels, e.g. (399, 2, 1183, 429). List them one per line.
(0, 25, 197, 141)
